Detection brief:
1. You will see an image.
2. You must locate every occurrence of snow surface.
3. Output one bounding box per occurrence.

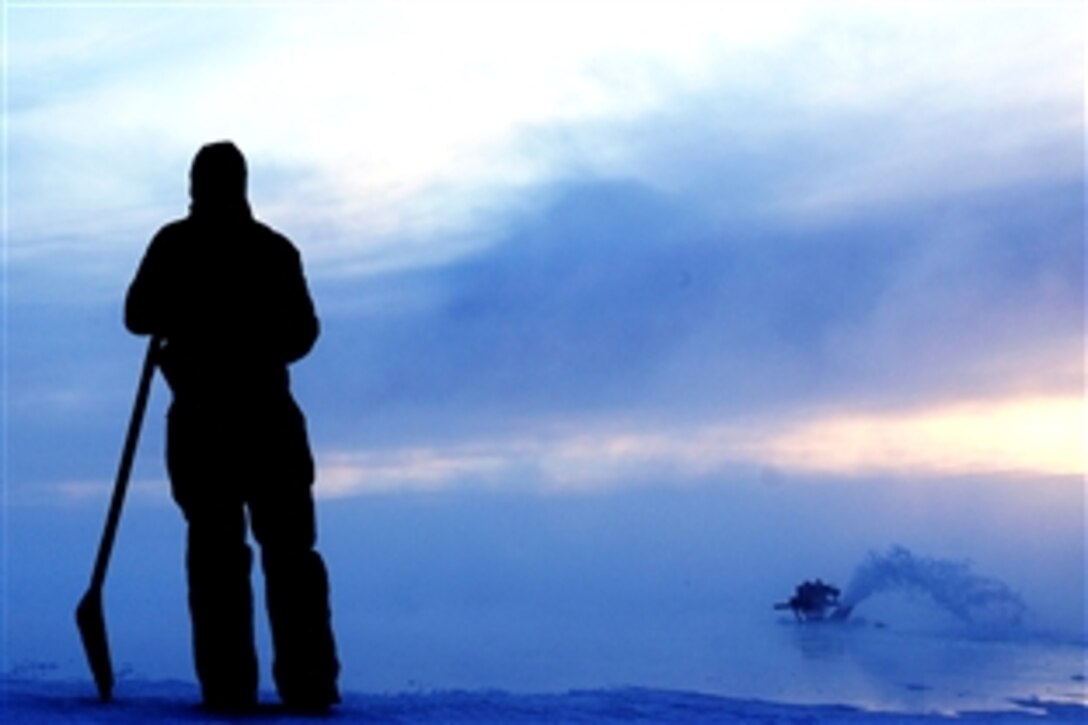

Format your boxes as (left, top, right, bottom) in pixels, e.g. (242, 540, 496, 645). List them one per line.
(2, 676, 1087, 723)
(5, 478, 1085, 722)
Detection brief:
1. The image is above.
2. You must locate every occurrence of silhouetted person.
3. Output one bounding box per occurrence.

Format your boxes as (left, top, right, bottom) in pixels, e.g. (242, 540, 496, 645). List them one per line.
(126, 141, 339, 712)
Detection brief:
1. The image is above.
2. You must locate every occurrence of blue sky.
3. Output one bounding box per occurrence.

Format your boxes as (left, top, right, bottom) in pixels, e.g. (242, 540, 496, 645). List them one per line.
(3, 1, 1084, 503)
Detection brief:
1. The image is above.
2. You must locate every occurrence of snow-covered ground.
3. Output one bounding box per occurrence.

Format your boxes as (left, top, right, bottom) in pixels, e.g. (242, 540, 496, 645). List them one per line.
(4, 477, 1085, 722)
(2, 676, 1086, 723)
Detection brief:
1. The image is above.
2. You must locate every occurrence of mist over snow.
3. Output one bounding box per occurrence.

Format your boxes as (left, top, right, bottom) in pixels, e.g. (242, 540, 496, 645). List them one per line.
(839, 546, 1028, 630)
(5, 474, 1085, 717)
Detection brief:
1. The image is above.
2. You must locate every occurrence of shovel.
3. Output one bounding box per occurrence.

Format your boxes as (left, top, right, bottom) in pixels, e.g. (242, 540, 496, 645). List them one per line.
(76, 335, 160, 701)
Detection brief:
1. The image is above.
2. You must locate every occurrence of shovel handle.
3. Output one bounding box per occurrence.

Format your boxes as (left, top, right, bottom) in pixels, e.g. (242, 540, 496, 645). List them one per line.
(87, 335, 160, 591)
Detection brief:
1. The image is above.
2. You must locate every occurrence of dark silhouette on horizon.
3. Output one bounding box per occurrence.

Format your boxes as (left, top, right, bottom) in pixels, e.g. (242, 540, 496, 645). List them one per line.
(126, 141, 339, 712)
(774, 579, 848, 622)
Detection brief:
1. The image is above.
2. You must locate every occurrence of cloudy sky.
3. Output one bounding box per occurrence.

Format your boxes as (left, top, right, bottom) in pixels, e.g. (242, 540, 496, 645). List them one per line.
(4, 1, 1084, 504)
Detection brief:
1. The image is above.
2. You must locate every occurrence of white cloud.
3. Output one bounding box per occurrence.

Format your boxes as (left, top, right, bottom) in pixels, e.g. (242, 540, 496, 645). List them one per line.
(9, 2, 1079, 270)
(12, 477, 171, 507)
(5, 2, 1082, 505)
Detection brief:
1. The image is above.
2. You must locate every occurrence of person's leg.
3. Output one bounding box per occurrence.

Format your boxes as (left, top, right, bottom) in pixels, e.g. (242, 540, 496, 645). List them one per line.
(249, 485, 340, 709)
(184, 501, 260, 709)
(167, 404, 258, 709)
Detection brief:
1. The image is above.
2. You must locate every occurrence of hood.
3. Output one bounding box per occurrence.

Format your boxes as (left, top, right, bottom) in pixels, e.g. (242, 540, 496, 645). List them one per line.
(188, 141, 252, 219)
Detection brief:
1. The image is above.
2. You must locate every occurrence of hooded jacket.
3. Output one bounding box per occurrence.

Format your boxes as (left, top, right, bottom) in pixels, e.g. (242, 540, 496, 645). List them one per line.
(126, 142, 318, 407)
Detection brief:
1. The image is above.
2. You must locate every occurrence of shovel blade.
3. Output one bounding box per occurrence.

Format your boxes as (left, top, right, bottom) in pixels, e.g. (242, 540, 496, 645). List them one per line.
(76, 589, 114, 701)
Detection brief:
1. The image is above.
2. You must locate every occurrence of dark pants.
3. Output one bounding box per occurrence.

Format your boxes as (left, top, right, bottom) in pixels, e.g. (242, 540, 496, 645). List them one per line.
(167, 396, 339, 708)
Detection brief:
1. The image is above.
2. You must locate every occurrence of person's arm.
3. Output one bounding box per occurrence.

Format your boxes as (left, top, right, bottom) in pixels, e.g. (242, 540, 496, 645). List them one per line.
(279, 244, 320, 364)
(125, 230, 171, 336)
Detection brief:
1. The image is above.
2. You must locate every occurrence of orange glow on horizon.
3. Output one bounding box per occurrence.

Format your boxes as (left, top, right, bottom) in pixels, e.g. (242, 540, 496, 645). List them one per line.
(305, 395, 1084, 498)
(751, 395, 1085, 478)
